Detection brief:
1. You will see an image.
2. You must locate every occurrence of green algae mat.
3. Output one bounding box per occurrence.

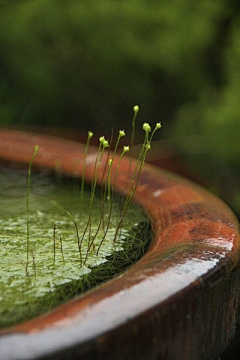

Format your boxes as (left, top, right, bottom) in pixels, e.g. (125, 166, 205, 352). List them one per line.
(0, 167, 151, 328)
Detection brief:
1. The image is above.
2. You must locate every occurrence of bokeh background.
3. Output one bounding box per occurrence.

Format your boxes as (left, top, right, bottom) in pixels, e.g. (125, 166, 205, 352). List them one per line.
(0, 0, 240, 357)
(0, 0, 239, 212)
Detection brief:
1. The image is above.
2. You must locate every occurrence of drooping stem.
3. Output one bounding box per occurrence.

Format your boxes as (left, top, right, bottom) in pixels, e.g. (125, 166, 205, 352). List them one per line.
(51, 201, 80, 264)
(65, 211, 82, 264)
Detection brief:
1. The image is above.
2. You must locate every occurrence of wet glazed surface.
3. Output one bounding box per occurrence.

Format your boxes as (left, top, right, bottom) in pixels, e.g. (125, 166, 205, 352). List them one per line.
(0, 130, 239, 360)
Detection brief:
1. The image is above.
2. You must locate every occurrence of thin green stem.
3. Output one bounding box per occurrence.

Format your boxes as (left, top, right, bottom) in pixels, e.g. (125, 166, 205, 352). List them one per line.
(98, 146, 129, 252)
(126, 105, 139, 190)
(80, 131, 93, 218)
(90, 158, 113, 250)
(65, 211, 82, 264)
(100, 129, 113, 230)
(59, 236, 65, 264)
(26, 145, 39, 274)
(115, 122, 161, 241)
(91, 131, 125, 253)
(53, 223, 57, 264)
(130, 105, 139, 163)
(82, 138, 109, 264)
(51, 201, 82, 264)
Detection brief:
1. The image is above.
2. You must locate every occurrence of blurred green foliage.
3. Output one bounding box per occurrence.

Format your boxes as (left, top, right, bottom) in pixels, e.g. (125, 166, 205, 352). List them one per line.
(0, 0, 239, 216)
(0, 0, 227, 129)
(172, 4, 240, 217)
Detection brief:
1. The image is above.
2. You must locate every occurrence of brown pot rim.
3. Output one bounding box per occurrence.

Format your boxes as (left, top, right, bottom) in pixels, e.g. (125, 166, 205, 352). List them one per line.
(0, 129, 239, 360)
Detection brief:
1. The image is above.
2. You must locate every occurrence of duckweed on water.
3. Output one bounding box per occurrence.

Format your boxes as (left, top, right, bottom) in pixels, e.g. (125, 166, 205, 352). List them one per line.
(0, 167, 151, 328)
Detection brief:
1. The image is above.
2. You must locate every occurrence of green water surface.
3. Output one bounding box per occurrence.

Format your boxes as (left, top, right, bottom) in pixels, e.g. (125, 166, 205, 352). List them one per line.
(0, 167, 151, 328)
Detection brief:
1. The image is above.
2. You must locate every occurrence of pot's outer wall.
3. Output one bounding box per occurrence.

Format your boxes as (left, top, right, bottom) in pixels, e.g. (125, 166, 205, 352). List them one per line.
(0, 130, 239, 360)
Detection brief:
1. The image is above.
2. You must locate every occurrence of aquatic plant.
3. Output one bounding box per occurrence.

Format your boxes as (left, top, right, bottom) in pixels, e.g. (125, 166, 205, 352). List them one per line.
(23, 105, 162, 273)
(26, 144, 39, 274)
(0, 105, 161, 327)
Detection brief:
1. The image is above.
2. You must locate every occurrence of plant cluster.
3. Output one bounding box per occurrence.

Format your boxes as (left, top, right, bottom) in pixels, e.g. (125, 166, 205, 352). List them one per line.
(26, 105, 161, 273)
(0, 105, 161, 327)
(0, 1, 239, 215)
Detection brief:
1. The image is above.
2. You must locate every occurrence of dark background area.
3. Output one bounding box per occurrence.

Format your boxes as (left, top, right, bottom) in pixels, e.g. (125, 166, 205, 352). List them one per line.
(0, 1, 240, 357)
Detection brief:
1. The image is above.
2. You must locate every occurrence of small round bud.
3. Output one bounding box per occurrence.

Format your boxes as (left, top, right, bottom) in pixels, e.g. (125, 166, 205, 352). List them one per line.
(155, 122, 161, 129)
(88, 131, 93, 138)
(123, 145, 130, 153)
(133, 105, 139, 113)
(103, 140, 109, 148)
(143, 122, 151, 132)
(99, 136, 105, 144)
(119, 130, 126, 137)
(34, 145, 40, 152)
(108, 159, 113, 165)
(146, 144, 151, 150)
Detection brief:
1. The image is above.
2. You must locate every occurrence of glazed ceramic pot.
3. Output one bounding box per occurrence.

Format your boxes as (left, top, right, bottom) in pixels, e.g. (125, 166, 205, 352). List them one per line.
(0, 130, 239, 360)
